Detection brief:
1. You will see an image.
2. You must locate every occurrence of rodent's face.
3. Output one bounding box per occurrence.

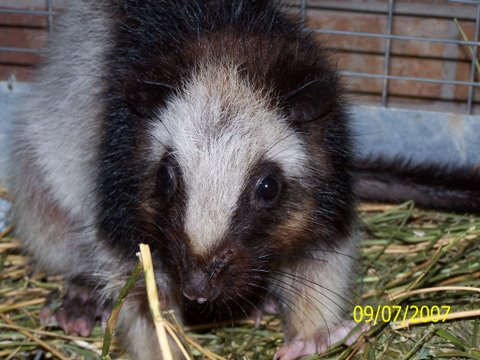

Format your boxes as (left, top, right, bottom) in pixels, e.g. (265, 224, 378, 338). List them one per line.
(137, 62, 321, 316)
(152, 153, 311, 309)
(97, 22, 354, 322)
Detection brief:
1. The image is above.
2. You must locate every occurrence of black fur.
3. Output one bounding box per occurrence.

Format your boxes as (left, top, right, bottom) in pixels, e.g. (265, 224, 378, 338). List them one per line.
(353, 157, 480, 214)
(98, 0, 354, 257)
(95, 0, 355, 325)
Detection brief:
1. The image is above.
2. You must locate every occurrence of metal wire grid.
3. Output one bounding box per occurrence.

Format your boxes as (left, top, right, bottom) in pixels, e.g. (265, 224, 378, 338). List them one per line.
(0, 0, 53, 54)
(300, 0, 480, 114)
(1, 1, 480, 113)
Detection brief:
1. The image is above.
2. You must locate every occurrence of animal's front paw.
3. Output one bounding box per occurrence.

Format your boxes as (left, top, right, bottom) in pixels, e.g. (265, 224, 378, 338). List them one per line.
(252, 296, 278, 327)
(274, 338, 323, 360)
(40, 283, 111, 337)
(274, 321, 363, 360)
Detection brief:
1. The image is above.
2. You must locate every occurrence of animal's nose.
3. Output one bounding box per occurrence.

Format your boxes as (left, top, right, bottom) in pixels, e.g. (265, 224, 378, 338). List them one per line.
(182, 271, 210, 304)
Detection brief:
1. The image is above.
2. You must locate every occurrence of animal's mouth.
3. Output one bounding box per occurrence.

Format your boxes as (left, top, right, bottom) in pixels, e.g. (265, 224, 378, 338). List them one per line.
(183, 292, 208, 304)
(180, 262, 225, 304)
(181, 288, 262, 325)
(179, 247, 238, 304)
(182, 284, 221, 305)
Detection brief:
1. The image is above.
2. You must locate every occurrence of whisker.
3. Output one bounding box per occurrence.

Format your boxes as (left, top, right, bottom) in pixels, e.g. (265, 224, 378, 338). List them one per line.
(142, 80, 176, 90)
(266, 275, 347, 328)
(264, 277, 332, 334)
(231, 295, 250, 320)
(273, 269, 353, 308)
(246, 282, 301, 323)
(283, 78, 329, 101)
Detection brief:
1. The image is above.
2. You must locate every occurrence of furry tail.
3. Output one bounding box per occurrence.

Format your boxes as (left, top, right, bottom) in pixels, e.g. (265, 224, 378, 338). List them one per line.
(352, 157, 480, 214)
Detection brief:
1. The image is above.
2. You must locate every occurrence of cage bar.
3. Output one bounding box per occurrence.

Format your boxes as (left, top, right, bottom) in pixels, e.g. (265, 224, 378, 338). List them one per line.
(466, 3, 480, 113)
(340, 71, 480, 87)
(2, 0, 480, 113)
(0, 8, 53, 15)
(0, 47, 44, 54)
(381, 0, 394, 106)
(306, 28, 480, 47)
(47, 0, 53, 33)
(300, 0, 307, 26)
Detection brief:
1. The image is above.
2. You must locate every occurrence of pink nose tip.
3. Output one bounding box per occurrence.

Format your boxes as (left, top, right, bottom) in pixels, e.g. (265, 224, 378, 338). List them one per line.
(182, 290, 208, 304)
(182, 272, 210, 304)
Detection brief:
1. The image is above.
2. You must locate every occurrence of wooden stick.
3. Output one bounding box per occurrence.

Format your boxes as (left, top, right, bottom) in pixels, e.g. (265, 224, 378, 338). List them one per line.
(454, 18, 480, 74)
(0, 322, 90, 341)
(102, 263, 142, 358)
(391, 309, 480, 330)
(0, 298, 45, 313)
(0, 314, 68, 360)
(389, 285, 480, 301)
(139, 244, 173, 360)
(358, 203, 397, 212)
(181, 333, 226, 360)
(164, 321, 192, 360)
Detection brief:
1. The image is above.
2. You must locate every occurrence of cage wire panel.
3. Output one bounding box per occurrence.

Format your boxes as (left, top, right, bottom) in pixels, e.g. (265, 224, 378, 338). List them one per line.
(0, 0, 479, 182)
(298, 0, 480, 112)
(293, 0, 480, 167)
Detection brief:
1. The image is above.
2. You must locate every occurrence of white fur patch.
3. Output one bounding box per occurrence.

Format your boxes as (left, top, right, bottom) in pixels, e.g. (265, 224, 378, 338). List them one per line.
(10, 2, 112, 277)
(276, 231, 359, 341)
(13, 1, 110, 220)
(150, 61, 308, 254)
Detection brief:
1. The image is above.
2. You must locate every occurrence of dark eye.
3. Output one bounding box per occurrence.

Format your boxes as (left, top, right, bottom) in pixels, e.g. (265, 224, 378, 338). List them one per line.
(255, 175, 281, 204)
(156, 162, 177, 200)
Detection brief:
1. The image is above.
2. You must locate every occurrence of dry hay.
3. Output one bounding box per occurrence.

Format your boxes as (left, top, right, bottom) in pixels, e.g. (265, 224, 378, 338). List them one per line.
(1, 197, 479, 359)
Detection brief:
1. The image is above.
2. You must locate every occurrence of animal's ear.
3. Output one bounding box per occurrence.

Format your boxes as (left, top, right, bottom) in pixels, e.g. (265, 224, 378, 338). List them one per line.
(281, 73, 340, 125)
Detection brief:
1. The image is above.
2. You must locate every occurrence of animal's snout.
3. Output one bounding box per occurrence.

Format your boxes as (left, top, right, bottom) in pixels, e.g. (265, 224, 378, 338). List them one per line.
(182, 271, 218, 304)
(182, 250, 234, 304)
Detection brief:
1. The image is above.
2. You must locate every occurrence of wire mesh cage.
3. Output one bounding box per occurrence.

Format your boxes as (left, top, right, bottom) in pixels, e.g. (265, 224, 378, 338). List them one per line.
(0, 0, 479, 169)
(2, 4, 480, 360)
(290, 0, 480, 115)
(2, 0, 480, 112)
(0, 0, 54, 86)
